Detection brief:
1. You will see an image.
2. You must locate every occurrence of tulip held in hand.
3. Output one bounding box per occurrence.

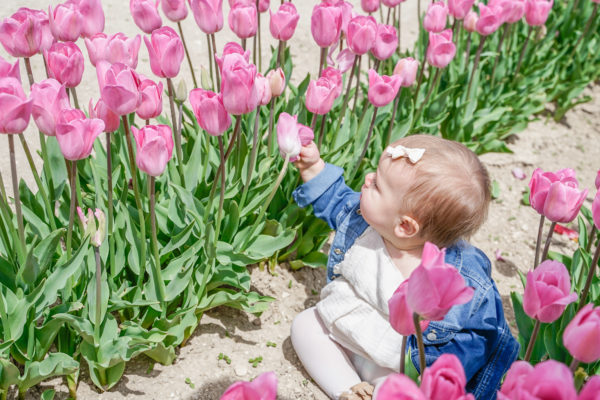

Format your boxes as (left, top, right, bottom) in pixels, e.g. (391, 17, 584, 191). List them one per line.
(55, 108, 104, 160)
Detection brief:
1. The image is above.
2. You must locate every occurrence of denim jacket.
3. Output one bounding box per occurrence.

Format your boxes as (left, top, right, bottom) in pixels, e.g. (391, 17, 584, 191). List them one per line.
(292, 163, 519, 400)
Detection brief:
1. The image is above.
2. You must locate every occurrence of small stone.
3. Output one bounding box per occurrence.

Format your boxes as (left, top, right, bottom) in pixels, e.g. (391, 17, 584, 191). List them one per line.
(235, 366, 248, 377)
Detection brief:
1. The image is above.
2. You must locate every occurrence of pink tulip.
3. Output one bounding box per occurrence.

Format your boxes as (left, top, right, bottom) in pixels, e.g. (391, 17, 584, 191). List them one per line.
(85, 32, 142, 68)
(371, 24, 398, 61)
(563, 304, 600, 364)
(298, 123, 315, 147)
(311, 3, 343, 48)
(305, 77, 338, 115)
(393, 57, 419, 87)
(406, 242, 474, 321)
(258, 0, 270, 12)
(382, 0, 406, 6)
(269, 2, 300, 42)
(255, 73, 272, 106)
(89, 98, 120, 133)
(0, 77, 33, 134)
(489, 0, 526, 23)
(497, 361, 534, 398)
(595, 170, 600, 190)
(96, 61, 142, 116)
(74, 0, 105, 37)
(463, 10, 478, 31)
(162, 0, 189, 22)
(130, 0, 163, 34)
(361, 0, 380, 13)
(322, 67, 343, 97)
(266, 68, 286, 97)
(55, 108, 104, 160)
(424, 2, 448, 33)
(376, 374, 426, 400)
(220, 53, 259, 115)
(276, 112, 302, 159)
(229, 2, 258, 39)
(0, 56, 21, 82)
(579, 376, 600, 400)
(189, 88, 231, 136)
(346, 16, 378, 55)
(45, 42, 85, 88)
(338, 1, 354, 33)
(0, 8, 43, 58)
(220, 371, 277, 400)
(476, 4, 503, 36)
(48, 3, 82, 42)
(136, 76, 163, 120)
(593, 190, 600, 230)
(215, 41, 250, 72)
(448, 0, 475, 19)
(31, 78, 71, 136)
(28, 9, 55, 52)
(523, 260, 577, 323)
(421, 354, 474, 400)
(427, 29, 457, 68)
(498, 360, 576, 400)
(528, 168, 588, 223)
(367, 69, 401, 107)
(525, 0, 553, 26)
(144, 26, 185, 79)
(132, 125, 174, 176)
(189, 0, 224, 34)
(388, 281, 418, 335)
(336, 48, 356, 73)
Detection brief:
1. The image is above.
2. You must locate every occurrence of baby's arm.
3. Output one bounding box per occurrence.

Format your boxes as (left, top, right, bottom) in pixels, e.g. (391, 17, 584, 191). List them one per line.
(292, 142, 361, 230)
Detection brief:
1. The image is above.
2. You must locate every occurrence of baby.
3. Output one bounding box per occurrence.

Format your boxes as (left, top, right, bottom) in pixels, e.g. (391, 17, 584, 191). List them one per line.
(290, 135, 519, 400)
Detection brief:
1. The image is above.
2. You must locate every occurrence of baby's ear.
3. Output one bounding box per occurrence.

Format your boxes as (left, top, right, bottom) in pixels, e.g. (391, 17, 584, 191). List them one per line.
(393, 216, 420, 239)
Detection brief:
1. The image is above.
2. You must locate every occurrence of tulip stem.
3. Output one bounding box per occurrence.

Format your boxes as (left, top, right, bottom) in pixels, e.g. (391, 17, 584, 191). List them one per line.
(240, 153, 290, 250)
(149, 176, 166, 303)
(490, 24, 510, 87)
(541, 222, 556, 263)
(397, 5, 402, 54)
(0, 177, 16, 263)
(214, 137, 226, 248)
(17, 134, 57, 232)
(240, 107, 261, 211)
(211, 34, 221, 90)
(267, 97, 276, 155)
(94, 246, 102, 341)
(122, 116, 147, 287)
(333, 55, 358, 142)
(399, 335, 407, 374)
(523, 319, 541, 362)
(386, 88, 403, 146)
(0, 169, 22, 261)
(577, 241, 600, 311)
(413, 37, 429, 104)
(7, 135, 25, 250)
(317, 113, 327, 151)
(386, 7, 392, 24)
(465, 36, 486, 104)
(413, 313, 426, 377)
(569, 359, 580, 373)
(177, 21, 198, 89)
(258, 10, 263, 72)
(206, 34, 215, 90)
(106, 132, 115, 278)
(349, 107, 379, 183)
(70, 87, 80, 109)
(241, 38, 247, 51)
(167, 78, 186, 186)
(533, 215, 545, 269)
(66, 161, 77, 260)
(515, 26, 533, 76)
(276, 40, 285, 69)
(586, 226, 597, 253)
(352, 55, 363, 112)
(464, 32, 472, 68)
(570, 3, 599, 57)
(413, 68, 441, 128)
(318, 47, 327, 78)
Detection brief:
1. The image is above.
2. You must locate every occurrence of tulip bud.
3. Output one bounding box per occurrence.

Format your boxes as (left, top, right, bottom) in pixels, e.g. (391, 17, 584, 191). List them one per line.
(255, 73, 272, 106)
(258, 0, 270, 13)
(377, 374, 426, 400)
(535, 24, 547, 40)
(45, 42, 85, 89)
(200, 65, 212, 89)
(96, 61, 143, 116)
(276, 112, 302, 159)
(130, 0, 163, 34)
(266, 68, 285, 97)
(78, 207, 106, 247)
(85, 32, 142, 69)
(463, 10, 478, 32)
(175, 79, 188, 102)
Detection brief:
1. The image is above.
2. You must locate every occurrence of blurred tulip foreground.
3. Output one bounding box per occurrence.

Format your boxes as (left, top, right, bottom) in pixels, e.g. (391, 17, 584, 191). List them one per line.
(0, 0, 600, 398)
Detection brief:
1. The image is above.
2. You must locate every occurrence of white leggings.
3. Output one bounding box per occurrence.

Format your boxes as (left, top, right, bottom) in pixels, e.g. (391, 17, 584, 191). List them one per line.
(291, 307, 395, 400)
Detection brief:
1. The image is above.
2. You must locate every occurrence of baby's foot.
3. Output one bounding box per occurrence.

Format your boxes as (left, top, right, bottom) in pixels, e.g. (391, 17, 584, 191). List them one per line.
(339, 382, 374, 400)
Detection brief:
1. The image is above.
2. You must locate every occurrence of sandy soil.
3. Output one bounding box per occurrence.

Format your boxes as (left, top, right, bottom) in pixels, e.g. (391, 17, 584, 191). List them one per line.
(1, 0, 599, 399)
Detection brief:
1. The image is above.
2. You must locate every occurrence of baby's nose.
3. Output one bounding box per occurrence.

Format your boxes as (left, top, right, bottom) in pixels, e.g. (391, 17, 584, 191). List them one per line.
(365, 172, 375, 186)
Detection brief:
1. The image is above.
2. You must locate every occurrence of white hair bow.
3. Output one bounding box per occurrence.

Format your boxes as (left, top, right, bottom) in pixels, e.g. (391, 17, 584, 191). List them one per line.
(385, 144, 425, 164)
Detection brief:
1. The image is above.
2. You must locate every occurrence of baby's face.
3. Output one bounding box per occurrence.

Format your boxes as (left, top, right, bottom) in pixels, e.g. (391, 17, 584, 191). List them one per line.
(359, 153, 416, 239)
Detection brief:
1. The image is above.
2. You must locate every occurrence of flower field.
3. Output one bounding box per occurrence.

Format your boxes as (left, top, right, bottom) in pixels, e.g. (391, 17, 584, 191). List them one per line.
(0, 0, 599, 398)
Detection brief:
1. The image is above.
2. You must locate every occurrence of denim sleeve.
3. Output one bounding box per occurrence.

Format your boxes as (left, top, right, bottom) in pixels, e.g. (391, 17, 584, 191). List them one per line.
(292, 163, 358, 230)
(408, 287, 500, 381)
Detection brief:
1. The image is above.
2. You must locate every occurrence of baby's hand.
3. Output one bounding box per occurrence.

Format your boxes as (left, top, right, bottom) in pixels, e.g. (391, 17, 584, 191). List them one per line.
(294, 141, 325, 182)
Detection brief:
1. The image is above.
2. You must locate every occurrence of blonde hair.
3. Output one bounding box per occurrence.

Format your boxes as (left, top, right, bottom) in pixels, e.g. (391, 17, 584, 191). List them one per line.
(390, 135, 491, 247)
